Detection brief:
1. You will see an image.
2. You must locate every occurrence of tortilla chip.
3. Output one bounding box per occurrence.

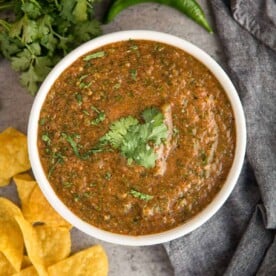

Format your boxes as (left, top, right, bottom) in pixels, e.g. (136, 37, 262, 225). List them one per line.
(34, 225, 71, 266)
(47, 245, 108, 276)
(14, 173, 71, 229)
(0, 198, 24, 272)
(14, 215, 47, 276)
(25, 184, 71, 228)
(0, 128, 30, 186)
(12, 266, 38, 276)
(21, 255, 32, 270)
(13, 174, 36, 209)
(0, 252, 16, 275)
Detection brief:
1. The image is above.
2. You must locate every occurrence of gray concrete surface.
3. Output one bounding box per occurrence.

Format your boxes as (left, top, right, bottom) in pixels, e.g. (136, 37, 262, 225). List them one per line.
(0, 1, 222, 275)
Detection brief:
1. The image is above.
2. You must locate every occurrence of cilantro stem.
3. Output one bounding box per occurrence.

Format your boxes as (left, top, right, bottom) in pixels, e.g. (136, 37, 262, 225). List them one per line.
(0, 3, 15, 11)
(61, 133, 81, 158)
(53, 0, 60, 9)
(61, 132, 103, 160)
(0, 19, 11, 31)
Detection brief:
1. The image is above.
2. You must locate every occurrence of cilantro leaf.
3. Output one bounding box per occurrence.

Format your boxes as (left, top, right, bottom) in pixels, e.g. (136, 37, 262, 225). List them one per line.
(34, 56, 53, 80)
(130, 189, 153, 201)
(72, 20, 101, 44)
(60, 0, 78, 22)
(73, 0, 88, 22)
(100, 116, 139, 149)
(21, 0, 42, 19)
(11, 48, 32, 71)
(20, 65, 40, 95)
(83, 51, 105, 61)
(0, 0, 102, 95)
(147, 124, 168, 145)
(10, 17, 40, 44)
(98, 107, 168, 168)
(133, 144, 157, 168)
(142, 107, 164, 126)
(0, 32, 23, 58)
(28, 42, 41, 55)
(91, 112, 105, 125)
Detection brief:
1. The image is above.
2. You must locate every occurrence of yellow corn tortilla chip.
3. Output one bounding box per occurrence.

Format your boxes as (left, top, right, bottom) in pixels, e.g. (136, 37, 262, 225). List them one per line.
(24, 185, 72, 228)
(12, 266, 38, 276)
(25, 184, 71, 228)
(47, 245, 108, 276)
(13, 174, 36, 209)
(14, 215, 47, 276)
(0, 252, 16, 275)
(0, 128, 30, 186)
(34, 225, 71, 266)
(14, 173, 71, 229)
(0, 198, 24, 272)
(21, 255, 32, 270)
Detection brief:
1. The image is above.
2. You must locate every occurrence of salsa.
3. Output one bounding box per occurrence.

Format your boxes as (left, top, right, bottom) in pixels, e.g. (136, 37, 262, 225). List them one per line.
(38, 40, 235, 235)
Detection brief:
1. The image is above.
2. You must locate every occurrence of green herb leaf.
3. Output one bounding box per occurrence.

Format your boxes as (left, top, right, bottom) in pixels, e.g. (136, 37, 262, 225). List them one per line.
(39, 118, 47, 126)
(91, 112, 105, 125)
(73, 0, 88, 22)
(42, 133, 51, 145)
(113, 83, 121, 89)
(82, 109, 90, 116)
(0, 0, 102, 95)
(21, 0, 42, 19)
(130, 189, 153, 201)
(75, 93, 82, 105)
(83, 51, 105, 61)
(98, 107, 168, 168)
(130, 69, 137, 81)
(90, 106, 106, 125)
(100, 116, 139, 149)
(11, 48, 32, 71)
(71, 20, 101, 44)
(104, 172, 112, 180)
(62, 181, 73, 188)
(61, 132, 81, 158)
(0, 32, 23, 59)
(48, 152, 64, 178)
(79, 81, 92, 89)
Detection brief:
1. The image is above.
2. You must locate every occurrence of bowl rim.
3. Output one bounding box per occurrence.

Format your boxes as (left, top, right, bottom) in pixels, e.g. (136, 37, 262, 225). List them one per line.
(28, 30, 246, 246)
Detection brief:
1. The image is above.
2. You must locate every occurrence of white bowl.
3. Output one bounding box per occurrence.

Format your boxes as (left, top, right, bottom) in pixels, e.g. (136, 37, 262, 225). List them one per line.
(28, 30, 246, 246)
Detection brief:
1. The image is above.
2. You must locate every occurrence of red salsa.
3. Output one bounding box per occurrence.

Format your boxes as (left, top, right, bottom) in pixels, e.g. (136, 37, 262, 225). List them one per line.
(38, 40, 235, 235)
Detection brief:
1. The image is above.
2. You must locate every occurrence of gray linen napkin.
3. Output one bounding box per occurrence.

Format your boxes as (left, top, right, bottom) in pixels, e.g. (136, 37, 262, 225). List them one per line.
(164, 0, 276, 275)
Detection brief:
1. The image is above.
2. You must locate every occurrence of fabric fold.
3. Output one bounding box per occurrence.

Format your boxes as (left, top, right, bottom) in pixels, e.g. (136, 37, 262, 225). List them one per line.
(231, 0, 276, 51)
(224, 206, 274, 276)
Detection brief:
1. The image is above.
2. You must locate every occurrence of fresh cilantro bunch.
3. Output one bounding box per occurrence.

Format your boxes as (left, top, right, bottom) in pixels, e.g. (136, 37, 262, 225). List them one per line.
(0, 0, 102, 95)
(100, 107, 168, 168)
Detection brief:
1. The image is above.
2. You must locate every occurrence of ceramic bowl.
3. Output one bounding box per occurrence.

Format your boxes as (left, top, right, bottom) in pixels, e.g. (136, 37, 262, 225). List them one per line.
(28, 30, 246, 246)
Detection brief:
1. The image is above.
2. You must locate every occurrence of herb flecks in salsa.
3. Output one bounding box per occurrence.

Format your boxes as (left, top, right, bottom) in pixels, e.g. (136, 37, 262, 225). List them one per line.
(130, 189, 153, 201)
(38, 40, 235, 235)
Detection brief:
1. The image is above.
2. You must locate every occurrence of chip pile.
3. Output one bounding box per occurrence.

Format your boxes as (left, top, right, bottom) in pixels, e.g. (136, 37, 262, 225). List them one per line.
(0, 128, 108, 276)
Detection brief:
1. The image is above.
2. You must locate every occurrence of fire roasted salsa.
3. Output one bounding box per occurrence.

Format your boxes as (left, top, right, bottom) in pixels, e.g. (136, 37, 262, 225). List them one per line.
(38, 40, 235, 235)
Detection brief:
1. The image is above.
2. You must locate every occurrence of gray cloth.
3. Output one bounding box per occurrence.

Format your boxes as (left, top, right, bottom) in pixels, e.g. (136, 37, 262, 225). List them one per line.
(231, 0, 276, 51)
(164, 0, 276, 275)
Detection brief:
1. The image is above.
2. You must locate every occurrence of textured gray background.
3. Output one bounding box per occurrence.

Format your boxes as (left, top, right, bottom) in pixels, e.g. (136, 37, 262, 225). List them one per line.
(0, 1, 224, 275)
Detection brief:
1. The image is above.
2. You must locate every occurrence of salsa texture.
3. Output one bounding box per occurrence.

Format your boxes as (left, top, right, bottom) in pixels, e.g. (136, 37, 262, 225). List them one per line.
(38, 40, 235, 235)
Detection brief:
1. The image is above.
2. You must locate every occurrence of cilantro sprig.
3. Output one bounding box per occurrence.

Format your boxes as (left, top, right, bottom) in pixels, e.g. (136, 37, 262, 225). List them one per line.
(99, 107, 168, 168)
(130, 189, 153, 201)
(0, 0, 102, 95)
